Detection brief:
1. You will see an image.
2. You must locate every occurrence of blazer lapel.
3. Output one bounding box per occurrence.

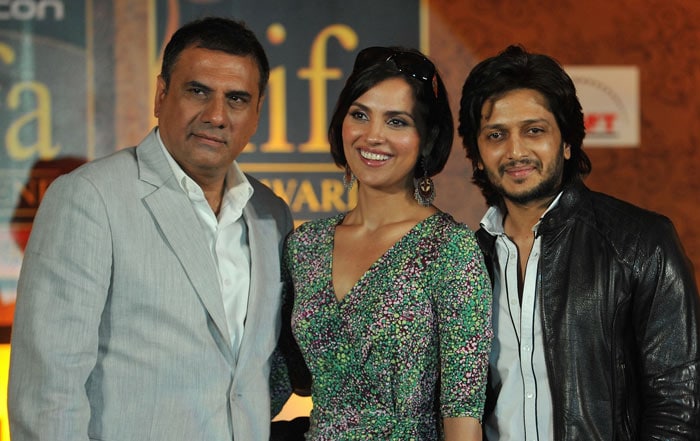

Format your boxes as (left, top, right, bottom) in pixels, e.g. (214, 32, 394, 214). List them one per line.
(136, 131, 232, 354)
(236, 201, 282, 364)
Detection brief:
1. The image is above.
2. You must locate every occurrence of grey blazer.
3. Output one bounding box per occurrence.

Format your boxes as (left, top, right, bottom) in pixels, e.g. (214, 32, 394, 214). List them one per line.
(8, 129, 294, 441)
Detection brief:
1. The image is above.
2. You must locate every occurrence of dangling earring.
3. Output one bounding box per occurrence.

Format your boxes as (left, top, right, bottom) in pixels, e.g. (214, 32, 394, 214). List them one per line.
(343, 164, 356, 191)
(413, 158, 435, 206)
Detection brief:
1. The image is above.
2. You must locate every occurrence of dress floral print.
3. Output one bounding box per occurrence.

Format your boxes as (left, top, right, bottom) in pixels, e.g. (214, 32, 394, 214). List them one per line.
(283, 211, 492, 440)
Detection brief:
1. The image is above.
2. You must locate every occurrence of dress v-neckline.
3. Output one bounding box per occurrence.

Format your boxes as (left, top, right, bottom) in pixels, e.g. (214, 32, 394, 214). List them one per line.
(329, 212, 439, 304)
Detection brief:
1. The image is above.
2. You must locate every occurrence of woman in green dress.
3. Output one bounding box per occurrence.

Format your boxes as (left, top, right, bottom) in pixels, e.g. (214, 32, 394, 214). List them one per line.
(282, 46, 492, 440)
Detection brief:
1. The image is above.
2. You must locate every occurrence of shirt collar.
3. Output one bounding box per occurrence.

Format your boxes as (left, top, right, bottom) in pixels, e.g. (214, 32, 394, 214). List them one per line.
(156, 128, 254, 210)
(480, 192, 564, 236)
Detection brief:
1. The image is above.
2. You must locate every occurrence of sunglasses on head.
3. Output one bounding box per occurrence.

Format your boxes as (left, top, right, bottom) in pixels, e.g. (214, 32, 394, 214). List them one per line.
(353, 46, 438, 97)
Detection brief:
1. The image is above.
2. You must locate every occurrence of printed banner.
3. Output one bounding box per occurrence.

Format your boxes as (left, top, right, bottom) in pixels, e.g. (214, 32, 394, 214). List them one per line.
(156, 0, 424, 220)
(0, 0, 425, 331)
(566, 66, 640, 148)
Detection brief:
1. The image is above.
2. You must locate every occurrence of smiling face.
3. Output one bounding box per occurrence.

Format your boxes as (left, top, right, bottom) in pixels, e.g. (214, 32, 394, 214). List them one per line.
(477, 88, 571, 207)
(154, 46, 263, 188)
(341, 77, 421, 195)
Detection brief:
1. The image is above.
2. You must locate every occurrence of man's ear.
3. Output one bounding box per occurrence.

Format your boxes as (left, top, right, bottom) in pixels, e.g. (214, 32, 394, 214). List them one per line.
(256, 92, 266, 113)
(154, 75, 167, 118)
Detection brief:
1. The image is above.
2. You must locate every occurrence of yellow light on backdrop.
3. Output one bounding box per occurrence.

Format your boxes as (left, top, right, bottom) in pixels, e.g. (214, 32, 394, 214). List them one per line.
(0, 345, 9, 441)
(274, 393, 313, 422)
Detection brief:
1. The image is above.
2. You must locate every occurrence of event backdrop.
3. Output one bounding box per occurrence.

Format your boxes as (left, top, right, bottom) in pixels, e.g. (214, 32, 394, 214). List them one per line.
(0, 0, 427, 329)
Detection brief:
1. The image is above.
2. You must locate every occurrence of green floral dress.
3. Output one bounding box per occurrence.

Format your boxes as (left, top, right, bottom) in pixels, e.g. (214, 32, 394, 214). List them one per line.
(283, 211, 492, 440)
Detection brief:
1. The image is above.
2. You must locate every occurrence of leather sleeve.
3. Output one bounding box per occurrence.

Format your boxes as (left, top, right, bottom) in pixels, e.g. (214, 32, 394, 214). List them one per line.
(634, 218, 700, 440)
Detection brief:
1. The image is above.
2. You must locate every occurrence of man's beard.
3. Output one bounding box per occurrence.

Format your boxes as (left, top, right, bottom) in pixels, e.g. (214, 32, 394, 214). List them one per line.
(488, 143, 566, 205)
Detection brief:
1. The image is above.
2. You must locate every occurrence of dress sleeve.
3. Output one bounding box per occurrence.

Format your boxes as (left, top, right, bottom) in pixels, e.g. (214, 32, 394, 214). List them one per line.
(432, 226, 493, 420)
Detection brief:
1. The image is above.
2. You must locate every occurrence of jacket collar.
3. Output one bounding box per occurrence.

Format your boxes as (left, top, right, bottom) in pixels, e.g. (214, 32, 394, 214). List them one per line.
(476, 180, 591, 253)
(134, 129, 173, 187)
(537, 180, 591, 235)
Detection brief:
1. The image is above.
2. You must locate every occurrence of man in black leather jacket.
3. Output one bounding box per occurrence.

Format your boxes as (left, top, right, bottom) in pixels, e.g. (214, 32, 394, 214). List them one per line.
(458, 45, 700, 440)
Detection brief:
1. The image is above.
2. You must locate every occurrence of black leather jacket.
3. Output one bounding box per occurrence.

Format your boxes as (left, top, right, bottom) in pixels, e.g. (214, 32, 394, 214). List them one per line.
(477, 182, 700, 440)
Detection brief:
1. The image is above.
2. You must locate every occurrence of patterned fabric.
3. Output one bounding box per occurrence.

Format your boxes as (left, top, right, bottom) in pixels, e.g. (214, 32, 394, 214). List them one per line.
(283, 211, 492, 440)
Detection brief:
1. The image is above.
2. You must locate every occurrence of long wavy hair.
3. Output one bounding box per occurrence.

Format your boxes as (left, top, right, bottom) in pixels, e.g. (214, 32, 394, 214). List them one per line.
(458, 45, 591, 206)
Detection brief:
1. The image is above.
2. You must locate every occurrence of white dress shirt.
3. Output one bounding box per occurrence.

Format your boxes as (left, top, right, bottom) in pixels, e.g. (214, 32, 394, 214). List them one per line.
(481, 194, 562, 441)
(157, 130, 253, 365)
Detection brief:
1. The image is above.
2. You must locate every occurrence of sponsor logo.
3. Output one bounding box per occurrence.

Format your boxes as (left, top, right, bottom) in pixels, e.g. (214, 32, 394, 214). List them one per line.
(566, 66, 640, 148)
(0, 0, 64, 21)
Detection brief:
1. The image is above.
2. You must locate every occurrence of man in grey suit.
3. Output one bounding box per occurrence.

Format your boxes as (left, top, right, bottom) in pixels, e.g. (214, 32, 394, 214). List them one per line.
(8, 17, 297, 440)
